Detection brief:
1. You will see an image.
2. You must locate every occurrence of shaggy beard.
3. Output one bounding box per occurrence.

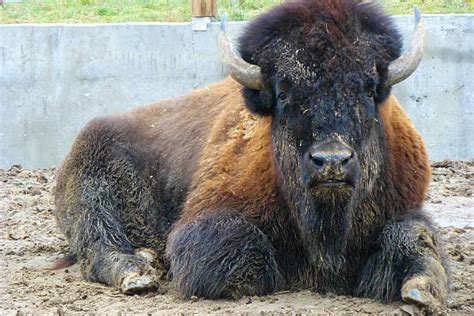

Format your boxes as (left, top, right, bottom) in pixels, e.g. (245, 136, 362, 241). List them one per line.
(297, 189, 354, 273)
(272, 136, 362, 272)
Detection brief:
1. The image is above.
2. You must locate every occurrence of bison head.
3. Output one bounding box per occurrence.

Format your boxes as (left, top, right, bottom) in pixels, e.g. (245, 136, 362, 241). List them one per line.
(220, 0, 424, 268)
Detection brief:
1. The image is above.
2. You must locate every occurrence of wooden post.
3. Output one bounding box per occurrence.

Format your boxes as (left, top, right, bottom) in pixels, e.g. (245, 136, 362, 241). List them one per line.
(191, 0, 216, 17)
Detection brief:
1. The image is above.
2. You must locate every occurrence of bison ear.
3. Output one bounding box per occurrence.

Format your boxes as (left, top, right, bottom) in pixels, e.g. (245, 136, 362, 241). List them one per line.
(242, 87, 274, 116)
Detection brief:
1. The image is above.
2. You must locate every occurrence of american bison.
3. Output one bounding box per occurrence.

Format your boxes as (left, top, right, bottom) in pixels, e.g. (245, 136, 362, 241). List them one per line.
(54, 0, 448, 309)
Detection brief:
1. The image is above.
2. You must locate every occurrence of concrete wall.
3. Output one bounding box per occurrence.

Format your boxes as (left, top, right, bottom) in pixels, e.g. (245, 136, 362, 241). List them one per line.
(0, 15, 473, 168)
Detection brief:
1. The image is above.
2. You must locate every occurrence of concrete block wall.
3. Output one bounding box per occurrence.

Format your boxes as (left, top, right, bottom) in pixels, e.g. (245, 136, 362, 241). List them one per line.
(0, 15, 473, 168)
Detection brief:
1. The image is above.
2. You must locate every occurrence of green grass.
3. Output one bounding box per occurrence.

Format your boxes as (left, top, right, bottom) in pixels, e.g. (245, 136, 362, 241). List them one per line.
(0, 0, 472, 24)
(381, 0, 473, 14)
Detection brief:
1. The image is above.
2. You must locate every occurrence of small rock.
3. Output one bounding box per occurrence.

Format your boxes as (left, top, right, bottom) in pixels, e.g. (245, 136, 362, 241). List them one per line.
(37, 174, 48, 183)
(8, 164, 23, 175)
(455, 253, 465, 262)
(190, 295, 198, 302)
(18, 170, 33, 178)
(28, 188, 42, 196)
(6, 233, 19, 240)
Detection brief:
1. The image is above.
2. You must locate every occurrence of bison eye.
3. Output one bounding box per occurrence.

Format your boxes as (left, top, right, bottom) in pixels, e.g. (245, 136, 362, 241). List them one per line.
(367, 90, 376, 99)
(278, 91, 288, 101)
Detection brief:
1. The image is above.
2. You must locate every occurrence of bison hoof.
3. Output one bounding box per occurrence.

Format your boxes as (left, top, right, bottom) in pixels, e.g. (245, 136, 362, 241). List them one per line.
(120, 268, 160, 294)
(401, 276, 444, 311)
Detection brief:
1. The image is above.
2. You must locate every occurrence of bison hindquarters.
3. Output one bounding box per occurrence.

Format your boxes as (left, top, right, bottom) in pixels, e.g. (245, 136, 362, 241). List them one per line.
(54, 117, 162, 294)
(355, 212, 449, 311)
(166, 213, 282, 298)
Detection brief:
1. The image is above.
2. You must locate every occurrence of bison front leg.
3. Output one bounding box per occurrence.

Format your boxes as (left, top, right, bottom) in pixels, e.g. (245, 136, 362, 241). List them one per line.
(166, 213, 282, 299)
(355, 213, 449, 311)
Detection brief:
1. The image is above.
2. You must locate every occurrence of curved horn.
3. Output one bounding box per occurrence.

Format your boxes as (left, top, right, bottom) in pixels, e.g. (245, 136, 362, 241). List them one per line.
(387, 6, 425, 85)
(219, 13, 263, 90)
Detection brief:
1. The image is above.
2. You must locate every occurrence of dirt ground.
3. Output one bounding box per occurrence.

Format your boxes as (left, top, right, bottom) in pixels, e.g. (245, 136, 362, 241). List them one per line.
(1, 160, 472, 314)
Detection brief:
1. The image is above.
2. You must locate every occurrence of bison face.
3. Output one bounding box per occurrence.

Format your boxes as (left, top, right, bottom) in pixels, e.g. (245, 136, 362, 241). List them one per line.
(270, 72, 377, 199)
(266, 60, 386, 266)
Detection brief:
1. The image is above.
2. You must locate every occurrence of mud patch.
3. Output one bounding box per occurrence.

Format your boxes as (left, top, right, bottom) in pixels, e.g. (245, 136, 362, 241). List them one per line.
(1, 161, 473, 314)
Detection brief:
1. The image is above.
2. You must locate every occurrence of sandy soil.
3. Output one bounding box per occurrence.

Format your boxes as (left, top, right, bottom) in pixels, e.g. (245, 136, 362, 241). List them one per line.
(1, 161, 472, 314)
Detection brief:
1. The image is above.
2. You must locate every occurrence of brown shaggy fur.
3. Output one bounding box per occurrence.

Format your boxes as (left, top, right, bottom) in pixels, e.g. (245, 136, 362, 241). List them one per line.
(179, 89, 277, 224)
(175, 83, 430, 225)
(380, 96, 431, 209)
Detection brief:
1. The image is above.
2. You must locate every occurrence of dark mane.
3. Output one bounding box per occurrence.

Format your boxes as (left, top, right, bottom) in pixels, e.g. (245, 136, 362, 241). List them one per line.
(238, 0, 402, 67)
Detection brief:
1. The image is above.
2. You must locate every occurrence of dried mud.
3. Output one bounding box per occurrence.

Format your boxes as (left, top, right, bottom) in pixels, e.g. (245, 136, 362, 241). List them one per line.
(1, 161, 473, 314)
